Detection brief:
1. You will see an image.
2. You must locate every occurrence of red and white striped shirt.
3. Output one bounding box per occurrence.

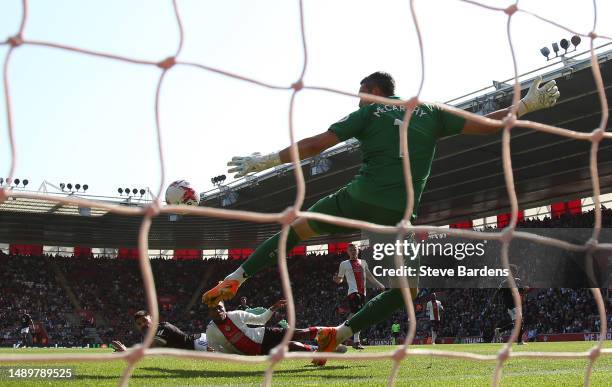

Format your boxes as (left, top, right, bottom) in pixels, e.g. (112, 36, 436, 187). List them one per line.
(338, 259, 367, 296)
(426, 300, 443, 321)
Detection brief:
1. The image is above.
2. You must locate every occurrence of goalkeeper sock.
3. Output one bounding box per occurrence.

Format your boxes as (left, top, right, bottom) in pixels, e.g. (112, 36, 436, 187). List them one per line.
(225, 267, 247, 285)
(241, 227, 301, 276)
(308, 327, 319, 340)
(354, 332, 360, 343)
(336, 322, 354, 344)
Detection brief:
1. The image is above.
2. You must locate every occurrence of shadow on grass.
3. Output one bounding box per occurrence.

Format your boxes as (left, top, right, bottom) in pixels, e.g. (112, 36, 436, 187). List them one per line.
(73, 364, 367, 381)
(138, 365, 367, 379)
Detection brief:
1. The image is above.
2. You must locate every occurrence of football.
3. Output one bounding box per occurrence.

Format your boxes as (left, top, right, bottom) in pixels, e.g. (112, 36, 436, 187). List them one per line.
(165, 180, 199, 206)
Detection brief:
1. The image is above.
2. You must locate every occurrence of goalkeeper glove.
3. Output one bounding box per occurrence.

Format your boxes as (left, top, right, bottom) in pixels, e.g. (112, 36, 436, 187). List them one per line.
(227, 152, 282, 178)
(517, 75, 560, 117)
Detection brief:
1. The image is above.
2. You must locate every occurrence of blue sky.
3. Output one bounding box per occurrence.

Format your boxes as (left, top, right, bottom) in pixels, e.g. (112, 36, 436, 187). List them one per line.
(1, 0, 610, 199)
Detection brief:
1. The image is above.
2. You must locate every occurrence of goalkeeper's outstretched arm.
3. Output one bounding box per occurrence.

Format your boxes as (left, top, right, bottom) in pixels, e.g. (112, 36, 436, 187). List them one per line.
(462, 75, 560, 135)
(278, 131, 340, 162)
(227, 131, 340, 178)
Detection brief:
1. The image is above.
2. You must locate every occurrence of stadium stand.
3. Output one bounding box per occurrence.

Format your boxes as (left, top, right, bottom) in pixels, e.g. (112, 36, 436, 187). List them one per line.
(1, 209, 610, 348)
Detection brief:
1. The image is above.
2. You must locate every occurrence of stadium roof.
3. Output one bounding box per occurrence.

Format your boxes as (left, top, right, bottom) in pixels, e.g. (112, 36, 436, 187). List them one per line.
(1, 49, 611, 249)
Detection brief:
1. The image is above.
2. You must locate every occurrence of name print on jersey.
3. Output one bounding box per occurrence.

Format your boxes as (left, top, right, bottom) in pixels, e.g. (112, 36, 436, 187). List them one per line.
(373, 104, 428, 118)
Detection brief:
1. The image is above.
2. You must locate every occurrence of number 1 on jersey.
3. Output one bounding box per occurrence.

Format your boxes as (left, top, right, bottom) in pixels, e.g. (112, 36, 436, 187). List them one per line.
(394, 118, 405, 158)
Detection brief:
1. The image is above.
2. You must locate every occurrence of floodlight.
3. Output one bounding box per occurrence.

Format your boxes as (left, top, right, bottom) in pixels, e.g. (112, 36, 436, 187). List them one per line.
(67, 183, 73, 190)
(540, 47, 550, 59)
(14, 179, 20, 185)
(75, 184, 81, 190)
(0, 178, 3, 185)
(83, 184, 88, 191)
(212, 175, 227, 186)
(118, 188, 123, 194)
(571, 35, 581, 47)
(60, 183, 65, 190)
(560, 39, 569, 51)
(139, 189, 146, 195)
(23, 179, 28, 187)
(132, 188, 138, 195)
(125, 187, 130, 194)
(552, 42, 559, 55)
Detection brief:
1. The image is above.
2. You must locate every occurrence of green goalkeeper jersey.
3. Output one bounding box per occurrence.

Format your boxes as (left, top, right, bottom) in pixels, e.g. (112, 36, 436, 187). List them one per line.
(329, 97, 465, 219)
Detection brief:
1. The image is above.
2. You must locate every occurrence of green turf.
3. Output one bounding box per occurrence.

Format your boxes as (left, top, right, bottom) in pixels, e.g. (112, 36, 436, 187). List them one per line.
(0, 341, 611, 386)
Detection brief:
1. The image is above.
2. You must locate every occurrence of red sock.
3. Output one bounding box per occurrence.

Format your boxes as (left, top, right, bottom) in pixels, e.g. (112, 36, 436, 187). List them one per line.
(308, 327, 318, 340)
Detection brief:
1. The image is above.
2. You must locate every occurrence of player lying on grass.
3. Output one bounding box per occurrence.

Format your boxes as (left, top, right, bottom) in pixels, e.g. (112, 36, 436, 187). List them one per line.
(111, 310, 210, 352)
(206, 299, 346, 357)
(111, 302, 344, 360)
(202, 71, 560, 356)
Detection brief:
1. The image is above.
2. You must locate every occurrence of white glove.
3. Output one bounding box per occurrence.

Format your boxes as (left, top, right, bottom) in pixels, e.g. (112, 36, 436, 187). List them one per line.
(227, 152, 282, 178)
(517, 75, 560, 117)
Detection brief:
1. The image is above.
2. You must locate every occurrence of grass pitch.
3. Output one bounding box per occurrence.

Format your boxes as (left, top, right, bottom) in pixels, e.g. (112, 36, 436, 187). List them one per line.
(1, 341, 611, 386)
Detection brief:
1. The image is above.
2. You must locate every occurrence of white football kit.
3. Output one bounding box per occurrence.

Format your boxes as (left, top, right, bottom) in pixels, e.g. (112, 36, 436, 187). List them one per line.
(193, 333, 209, 351)
(205, 309, 273, 355)
(426, 300, 443, 321)
(337, 259, 368, 295)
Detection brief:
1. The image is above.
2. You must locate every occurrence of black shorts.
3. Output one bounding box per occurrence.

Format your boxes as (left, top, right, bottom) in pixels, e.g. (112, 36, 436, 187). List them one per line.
(500, 288, 515, 310)
(430, 320, 441, 332)
(347, 292, 366, 314)
(261, 327, 286, 355)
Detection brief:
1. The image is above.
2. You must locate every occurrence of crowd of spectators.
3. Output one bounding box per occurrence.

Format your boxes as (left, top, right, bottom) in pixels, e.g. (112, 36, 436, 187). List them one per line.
(0, 208, 610, 347)
(429, 287, 610, 341)
(0, 254, 78, 346)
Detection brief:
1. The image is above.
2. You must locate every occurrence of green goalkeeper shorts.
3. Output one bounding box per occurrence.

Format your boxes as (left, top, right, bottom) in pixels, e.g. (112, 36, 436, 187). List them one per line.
(306, 187, 405, 235)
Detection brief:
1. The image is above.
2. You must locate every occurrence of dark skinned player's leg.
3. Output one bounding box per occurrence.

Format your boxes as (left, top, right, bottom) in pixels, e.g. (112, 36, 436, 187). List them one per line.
(291, 327, 319, 342)
(288, 341, 316, 352)
(264, 328, 321, 353)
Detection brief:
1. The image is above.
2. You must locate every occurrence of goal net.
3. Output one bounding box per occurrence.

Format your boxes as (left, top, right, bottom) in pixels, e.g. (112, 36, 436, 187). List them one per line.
(0, 0, 610, 386)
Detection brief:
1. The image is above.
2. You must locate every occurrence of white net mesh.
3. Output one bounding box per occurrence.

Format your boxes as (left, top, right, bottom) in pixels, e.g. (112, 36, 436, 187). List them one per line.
(1, 0, 611, 386)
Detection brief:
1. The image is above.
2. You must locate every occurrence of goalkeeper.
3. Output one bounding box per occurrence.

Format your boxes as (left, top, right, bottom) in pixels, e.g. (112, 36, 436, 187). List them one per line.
(203, 71, 560, 354)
